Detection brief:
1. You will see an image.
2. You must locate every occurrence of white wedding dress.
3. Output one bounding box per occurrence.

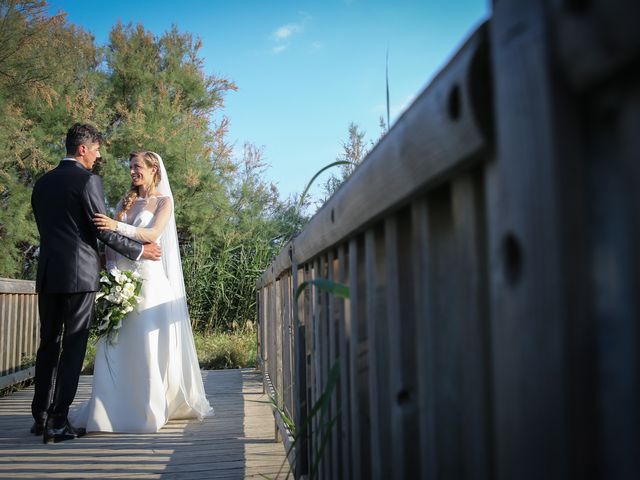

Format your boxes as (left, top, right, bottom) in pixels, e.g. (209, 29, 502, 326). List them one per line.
(71, 164, 212, 433)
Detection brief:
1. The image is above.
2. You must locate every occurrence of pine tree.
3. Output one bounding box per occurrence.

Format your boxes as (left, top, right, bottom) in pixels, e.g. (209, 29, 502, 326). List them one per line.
(100, 22, 237, 247)
(0, 0, 100, 277)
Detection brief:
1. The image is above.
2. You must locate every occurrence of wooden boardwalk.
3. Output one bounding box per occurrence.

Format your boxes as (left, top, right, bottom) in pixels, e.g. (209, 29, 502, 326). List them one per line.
(0, 369, 288, 479)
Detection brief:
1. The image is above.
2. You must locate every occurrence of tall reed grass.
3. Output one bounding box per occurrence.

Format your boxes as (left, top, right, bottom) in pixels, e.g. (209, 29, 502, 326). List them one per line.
(182, 235, 275, 333)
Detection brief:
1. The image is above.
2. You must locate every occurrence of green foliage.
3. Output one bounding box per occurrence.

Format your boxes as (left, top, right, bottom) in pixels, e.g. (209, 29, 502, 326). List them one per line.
(0, 1, 307, 334)
(193, 329, 257, 370)
(266, 360, 341, 480)
(181, 142, 305, 332)
(0, 0, 100, 277)
(100, 21, 237, 247)
(320, 119, 388, 204)
(182, 234, 274, 332)
(81, 335, 99, 375)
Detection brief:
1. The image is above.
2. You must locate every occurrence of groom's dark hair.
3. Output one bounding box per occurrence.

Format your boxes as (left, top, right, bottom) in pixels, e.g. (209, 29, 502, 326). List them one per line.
(65, 123, 104, 155)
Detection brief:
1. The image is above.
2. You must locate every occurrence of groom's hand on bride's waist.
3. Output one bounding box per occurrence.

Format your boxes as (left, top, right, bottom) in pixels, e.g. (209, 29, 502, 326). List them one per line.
(141, 243, 162, 260)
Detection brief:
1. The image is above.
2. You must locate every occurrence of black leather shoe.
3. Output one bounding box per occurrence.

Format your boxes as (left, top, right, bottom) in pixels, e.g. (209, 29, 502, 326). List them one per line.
(43, 420, 77, 444)
(66, 421, 86, 438)
(30, 421, 44, 436)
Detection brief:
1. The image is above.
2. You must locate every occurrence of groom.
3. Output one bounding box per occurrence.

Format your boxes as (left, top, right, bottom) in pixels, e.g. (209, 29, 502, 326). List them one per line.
(30, 123, 161, 443)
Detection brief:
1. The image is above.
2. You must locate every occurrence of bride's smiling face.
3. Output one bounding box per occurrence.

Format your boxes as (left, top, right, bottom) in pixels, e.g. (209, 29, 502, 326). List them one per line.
(129, 157, 157, 189)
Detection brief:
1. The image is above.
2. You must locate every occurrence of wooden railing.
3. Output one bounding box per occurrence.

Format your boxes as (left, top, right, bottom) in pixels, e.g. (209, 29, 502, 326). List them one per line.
(257, 2, 640, 479)
(0, 278, 39, 389)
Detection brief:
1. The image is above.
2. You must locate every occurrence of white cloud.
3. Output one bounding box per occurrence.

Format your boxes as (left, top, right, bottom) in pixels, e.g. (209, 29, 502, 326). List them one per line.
(273, 23, 302, 41)
(269, 15, 312, 55)
(311, 41, 322, 50)
(272, 44, 288, 54)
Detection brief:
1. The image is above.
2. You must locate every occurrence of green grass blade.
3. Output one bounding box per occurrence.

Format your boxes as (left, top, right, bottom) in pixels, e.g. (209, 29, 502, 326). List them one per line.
(386, 47, 391, 129)
(297, 160, 355, 212)
(295, 279, 349, 302)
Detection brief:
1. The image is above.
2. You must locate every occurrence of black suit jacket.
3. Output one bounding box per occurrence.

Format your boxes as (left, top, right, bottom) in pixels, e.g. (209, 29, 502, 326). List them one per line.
(31, 160, 143, 293)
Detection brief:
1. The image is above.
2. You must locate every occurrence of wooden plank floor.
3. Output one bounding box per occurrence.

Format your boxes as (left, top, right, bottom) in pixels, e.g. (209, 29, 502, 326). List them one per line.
(0, 369, 290, 479)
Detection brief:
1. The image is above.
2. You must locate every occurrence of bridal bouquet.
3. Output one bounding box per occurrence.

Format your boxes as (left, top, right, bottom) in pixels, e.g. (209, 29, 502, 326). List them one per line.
(94, 267, 143, 345)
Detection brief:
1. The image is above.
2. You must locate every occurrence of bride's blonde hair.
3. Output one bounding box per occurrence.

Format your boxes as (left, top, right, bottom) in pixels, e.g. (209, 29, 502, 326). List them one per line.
(116, 151, 162, 221)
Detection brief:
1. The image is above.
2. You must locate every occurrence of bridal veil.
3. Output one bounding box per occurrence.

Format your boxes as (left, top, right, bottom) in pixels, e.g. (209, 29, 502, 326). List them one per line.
(153, 153, 212, 420)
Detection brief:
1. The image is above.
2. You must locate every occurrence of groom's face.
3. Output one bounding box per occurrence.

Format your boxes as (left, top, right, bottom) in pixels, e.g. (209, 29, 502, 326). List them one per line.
(78, 142, 101, 170)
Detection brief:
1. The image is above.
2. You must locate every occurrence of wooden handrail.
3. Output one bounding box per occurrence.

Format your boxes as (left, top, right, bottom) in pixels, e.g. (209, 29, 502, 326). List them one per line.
(256, 3, 640, 479)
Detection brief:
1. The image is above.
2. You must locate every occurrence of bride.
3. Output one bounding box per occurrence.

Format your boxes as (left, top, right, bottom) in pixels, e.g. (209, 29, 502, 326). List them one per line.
(70, 151, 212, 433)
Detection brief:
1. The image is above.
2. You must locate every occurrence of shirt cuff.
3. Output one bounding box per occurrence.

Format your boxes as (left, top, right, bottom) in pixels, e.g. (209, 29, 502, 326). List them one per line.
(135, 245, 144, 261)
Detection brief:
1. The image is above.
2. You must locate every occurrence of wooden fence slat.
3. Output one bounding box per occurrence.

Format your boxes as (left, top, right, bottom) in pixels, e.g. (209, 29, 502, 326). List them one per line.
(0, 295, 6, 374)
(15, 295, 21, 370)
(292, 260, 309, 478)
(3, 295, 11, 373)
(365, 230, 377, 479)
(317, 255, 329, 479)
(32, 295, 39, 361)
(21, 295, 27, 368)
(348, 237, 363, 480)
(304, 263, 314, 476)
(591, 89, 640, 479)
(256, 290, 262, 373)
(321, 254, 335, 477)
(276, 277, 284, 436)
(283, 273, 292, 420)
(27, 295, 32, 357)
(338, 244, 351, 480)
(385, 211, 420, 478)
(326, 250, 337, 480)
(451, 174, 492, 479)
(489, 4, 568, 478)
(19, 295, 26, 365)
(269, 281, 276, 439)
(429, 185, 466, 478)
(259, 287, 265, 369)
(262, 285, 267, 373)
(34, 295, 40, 356)
(412, 198, 438, 479)
(365, 227, 391, 480)
(8, 295, 16, 374)
(384, 216, 404, 478)
(307, 260, 316, 472)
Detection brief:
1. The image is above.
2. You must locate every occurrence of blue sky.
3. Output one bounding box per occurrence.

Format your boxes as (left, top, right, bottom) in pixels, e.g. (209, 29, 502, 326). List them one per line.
(47, 0, 488, 204)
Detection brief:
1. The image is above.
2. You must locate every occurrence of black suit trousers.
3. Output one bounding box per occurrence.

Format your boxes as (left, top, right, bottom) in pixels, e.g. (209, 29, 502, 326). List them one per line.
(31, 292, 95, 425)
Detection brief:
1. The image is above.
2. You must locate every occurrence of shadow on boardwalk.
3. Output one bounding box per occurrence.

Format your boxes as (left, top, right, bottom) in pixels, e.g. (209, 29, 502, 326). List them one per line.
(0, 369, 287, 479)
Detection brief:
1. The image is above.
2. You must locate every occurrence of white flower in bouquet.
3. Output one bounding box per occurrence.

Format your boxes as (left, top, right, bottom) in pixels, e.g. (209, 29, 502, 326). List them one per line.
(94, 268, 144, 345)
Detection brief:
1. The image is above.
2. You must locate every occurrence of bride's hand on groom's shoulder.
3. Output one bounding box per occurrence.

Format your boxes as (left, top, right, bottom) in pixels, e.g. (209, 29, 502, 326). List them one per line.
(94, 213, 117, 231)
(141, 242, 162, 261)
